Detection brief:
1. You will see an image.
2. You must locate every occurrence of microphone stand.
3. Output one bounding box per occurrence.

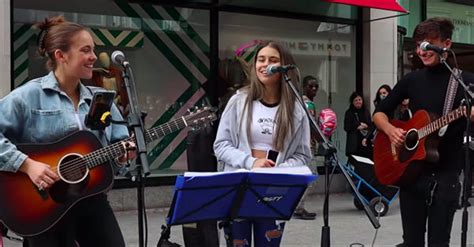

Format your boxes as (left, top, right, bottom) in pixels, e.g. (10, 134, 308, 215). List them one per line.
(120, 62, 151, 247)
(439, 55, 473, 247)
(283, 71, 380, 247)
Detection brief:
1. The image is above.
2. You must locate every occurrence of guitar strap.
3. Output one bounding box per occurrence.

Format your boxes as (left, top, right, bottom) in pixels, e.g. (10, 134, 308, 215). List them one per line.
(443, 68, 461, 115)
(439, 68, 461, 137)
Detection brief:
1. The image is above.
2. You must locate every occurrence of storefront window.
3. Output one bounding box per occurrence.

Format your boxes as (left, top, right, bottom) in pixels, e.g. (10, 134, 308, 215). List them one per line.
(12, 0, 358, 175)
(13, 3, 210, 175)
(400, 0, 474, 45)
(427, 0, 474, 44)
(398, 0, 422, 39)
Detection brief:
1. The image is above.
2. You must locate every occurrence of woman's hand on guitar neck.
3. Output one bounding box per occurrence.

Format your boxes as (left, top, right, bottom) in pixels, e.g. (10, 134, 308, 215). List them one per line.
(385, 126, 406, 147)
(116, 141, 137, 165)
(19, 158, 59, 190)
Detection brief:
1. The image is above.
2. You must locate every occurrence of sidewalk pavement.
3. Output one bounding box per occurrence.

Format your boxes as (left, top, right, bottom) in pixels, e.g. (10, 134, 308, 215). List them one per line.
(3, 192, 474, 246)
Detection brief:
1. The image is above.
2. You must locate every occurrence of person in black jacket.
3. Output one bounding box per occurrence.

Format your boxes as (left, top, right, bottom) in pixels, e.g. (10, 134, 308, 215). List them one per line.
(374, 17, 474, 246)
(364, 84, 393, 151)
(344, 92, 372, 159)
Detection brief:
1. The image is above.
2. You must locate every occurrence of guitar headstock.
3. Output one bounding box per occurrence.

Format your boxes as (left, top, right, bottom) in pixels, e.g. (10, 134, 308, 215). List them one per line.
(184, 106, 218, 131)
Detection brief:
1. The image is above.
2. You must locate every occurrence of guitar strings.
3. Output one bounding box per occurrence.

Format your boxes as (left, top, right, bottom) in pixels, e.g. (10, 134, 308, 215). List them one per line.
(58, 139, 129, 179)
(56, 120, 189, 179)
(58, 134, 135, 178)
(57, 112, 200, 177)
(59, 115, 200, 178)
(419, 106, 462, 138)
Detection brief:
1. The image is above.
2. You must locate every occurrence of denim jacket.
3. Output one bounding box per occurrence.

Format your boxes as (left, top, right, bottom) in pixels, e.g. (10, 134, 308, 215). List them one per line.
(213, 91, 312, 171)
(0, 72, 129, 172)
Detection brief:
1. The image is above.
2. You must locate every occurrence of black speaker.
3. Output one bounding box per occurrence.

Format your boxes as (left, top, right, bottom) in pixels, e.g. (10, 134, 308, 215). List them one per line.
(182, 125, 219, 247)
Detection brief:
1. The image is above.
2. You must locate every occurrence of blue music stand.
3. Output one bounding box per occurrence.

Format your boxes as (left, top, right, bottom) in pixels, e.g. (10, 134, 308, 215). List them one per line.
(157, 167, 317, 246)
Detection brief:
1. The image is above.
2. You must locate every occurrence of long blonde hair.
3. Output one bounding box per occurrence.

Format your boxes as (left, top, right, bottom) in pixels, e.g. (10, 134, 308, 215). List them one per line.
(242, 41, 299, 151)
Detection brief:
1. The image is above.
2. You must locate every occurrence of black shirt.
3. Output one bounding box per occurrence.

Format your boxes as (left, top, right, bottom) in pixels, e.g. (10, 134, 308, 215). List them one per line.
(375, 64, 474, 172)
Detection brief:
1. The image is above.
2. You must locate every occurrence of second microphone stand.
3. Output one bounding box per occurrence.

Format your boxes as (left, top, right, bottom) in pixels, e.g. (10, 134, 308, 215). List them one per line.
(439, 56, 473, 247)
(120, 62, 151, 247)
(283, 71, 380, 247)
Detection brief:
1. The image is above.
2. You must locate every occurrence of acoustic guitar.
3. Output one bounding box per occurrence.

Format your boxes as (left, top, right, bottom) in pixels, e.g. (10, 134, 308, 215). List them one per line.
(0, 107, 216, 236)
(373, 106, 464, 186)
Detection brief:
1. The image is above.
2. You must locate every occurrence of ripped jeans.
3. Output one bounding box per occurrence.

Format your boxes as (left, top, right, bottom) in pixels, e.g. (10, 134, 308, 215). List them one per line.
(225, 219, 285, 247)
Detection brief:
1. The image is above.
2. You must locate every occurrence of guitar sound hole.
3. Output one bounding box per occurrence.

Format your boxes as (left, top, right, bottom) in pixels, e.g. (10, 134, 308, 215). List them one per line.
(404, 129, 419, 151)
(58, 154, 89, 184)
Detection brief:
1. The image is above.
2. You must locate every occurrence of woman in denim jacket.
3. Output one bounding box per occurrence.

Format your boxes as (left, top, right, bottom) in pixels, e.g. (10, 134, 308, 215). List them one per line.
(0, 16, 135, 247)
(214, 41, 312, 247)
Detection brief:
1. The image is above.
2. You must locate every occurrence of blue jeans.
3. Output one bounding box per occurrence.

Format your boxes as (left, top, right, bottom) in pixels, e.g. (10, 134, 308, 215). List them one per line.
(226, 219, 285, 247)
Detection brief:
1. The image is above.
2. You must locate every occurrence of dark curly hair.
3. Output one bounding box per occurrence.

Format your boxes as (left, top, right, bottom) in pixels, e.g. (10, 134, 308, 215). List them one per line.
(413, 17, 454, 43)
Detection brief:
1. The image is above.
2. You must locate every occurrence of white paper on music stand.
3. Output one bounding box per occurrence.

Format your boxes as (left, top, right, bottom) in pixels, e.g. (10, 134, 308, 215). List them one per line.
(184, 169, 248, 177)
(351, 155, 374, 165)
(252, 166, 312, 175)
(184, 166, 313, 177)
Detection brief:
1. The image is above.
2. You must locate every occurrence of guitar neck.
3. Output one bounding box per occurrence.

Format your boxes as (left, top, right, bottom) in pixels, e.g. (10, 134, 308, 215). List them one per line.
(418, 106, 464, 139)
(144, 116, 188, 144)
(83, 116, 188, 169)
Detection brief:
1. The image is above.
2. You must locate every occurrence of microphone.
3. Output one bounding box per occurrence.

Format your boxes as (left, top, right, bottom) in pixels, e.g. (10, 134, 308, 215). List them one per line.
(420, 41, 450, 54)
(111, 50, 130, 67)
(266, 64, 297, 75)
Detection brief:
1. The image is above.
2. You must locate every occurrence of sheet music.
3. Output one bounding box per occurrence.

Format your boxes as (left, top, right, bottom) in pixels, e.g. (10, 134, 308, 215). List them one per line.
(351, 155, 374, 165)
(184, 166, 313, 177)
(252, 166, 312, 175)
(184, 169, 248, 177)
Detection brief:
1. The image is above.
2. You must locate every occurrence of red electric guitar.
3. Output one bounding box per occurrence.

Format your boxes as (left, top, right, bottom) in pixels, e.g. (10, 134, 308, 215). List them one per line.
(0, 107, 216, 236)
(373, 105, 464, 186)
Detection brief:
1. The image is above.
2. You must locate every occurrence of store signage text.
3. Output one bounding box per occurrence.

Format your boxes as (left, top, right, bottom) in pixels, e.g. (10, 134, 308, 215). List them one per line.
(281, 40, 351, 57)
